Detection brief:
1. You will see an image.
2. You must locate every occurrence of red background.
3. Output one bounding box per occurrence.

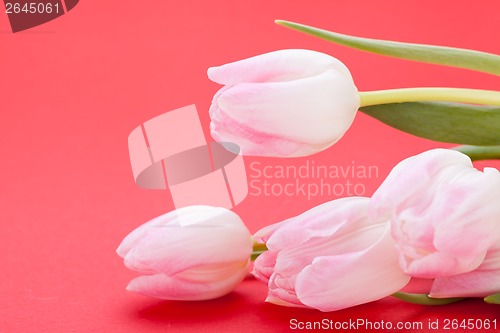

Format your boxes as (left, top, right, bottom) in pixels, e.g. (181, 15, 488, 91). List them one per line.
(1, 1, 499, 332)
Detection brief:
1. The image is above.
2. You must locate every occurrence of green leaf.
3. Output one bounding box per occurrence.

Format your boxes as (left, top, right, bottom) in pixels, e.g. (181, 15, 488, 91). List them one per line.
(275, 20, 500, 76)
(359, 102, 500, 146)
(454, 145, 500, 161)
(392, 292, 464, 305)
(484, 293, 500, 304)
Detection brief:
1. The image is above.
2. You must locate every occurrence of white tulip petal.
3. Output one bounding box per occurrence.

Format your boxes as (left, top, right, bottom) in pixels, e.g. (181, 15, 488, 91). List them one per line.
(124, 224, 252, 276)
(266, 197, 373, 252)
(116, 211, 178, 258)
(294, 227, 410, 312)
(208, 49, 353, 85)
(430, 269, 500, 298)
(210, 104, 306, 156)
(127, 262, 248, 301)
(120, 206, 252, 276)
(251, 250, 277, 283)
(370, 149, 472, 221)
(216, 70, 359, 145)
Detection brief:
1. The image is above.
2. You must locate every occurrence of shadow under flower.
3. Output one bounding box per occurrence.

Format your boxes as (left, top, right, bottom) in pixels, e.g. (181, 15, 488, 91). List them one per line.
(126, 276, 500, 332)
(135, 291, 248, 322)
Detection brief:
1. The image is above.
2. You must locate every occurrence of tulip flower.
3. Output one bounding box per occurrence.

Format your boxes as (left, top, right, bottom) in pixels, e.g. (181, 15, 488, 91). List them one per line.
(252, 197, 410, 311)
(396, 247, 500, 300)
(116, 206, 253, 300)
(208, 49, 360, 157)
(430, 246, 500, 298)
(370, 149, 500, 280)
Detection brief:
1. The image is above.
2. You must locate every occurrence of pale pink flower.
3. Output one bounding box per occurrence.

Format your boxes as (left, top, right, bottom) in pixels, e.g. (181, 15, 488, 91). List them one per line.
(117, 206, 252, 300)
(398, 247, 500, 298)
(208, 49, 360, 157)
(429, 246, 500, 298)
(252, 197, 410, 311)
(370, 149, 500, 282)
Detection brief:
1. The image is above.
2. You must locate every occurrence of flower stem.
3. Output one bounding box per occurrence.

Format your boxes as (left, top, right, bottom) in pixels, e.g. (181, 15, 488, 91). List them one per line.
(392, 292, 465, 305)
(454, 145, 500, 161)
(359, 88, 500, 107)
(251, 242, 268, 261)
(484, 293, 500, 304)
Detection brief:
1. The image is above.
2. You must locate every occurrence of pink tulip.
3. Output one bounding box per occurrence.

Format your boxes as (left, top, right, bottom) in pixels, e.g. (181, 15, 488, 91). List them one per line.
(399, 246, 500, 298)
(208, 49, 360, 157)
(252, 197, 410, 311)
(370, 149, 500, 281)
(429, 246, 500, 298)
(117, 206, 253, 300)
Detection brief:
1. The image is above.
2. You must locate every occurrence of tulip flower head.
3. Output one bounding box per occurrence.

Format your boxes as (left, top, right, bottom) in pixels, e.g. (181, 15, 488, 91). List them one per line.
(117, 206, 253, 300)
(208, 49, 360, 157)
(371, 149, 500, 281)
(252, 197, 410, 311)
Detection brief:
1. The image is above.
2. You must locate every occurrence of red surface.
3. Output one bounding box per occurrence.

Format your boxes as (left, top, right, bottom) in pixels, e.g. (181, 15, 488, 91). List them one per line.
(1, 1, 500, 332)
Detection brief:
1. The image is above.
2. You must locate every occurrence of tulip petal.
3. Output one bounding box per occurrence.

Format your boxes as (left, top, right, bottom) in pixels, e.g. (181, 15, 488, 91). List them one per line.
(117, 206, 237, 258)
(294, 226, 410, 312)
(430, 269, 500, 298)
(402, 251, 484, 279)
(265, 294, 309, 309)
(215, 70, 359, 145)
(210, 105, 306, 156)
(432, 168, 500, 258)
(273, 222, 391, 280)
(127, 262, 249, 301)
(430, 246, 500, 297)
(252, 221, 286, 244)
(124, 225, 252, 276)
(116, 212, 177, 258)
(479, 247, 500, 271)
(122, 206, 252, 276)
(208, 49, 353, 85)
(267, 274, 305, 308)
(266, 197, 372, 252)
(398, 167, 500, 277)
(252, 250, 278, 283)
(370, 149, 472, 221)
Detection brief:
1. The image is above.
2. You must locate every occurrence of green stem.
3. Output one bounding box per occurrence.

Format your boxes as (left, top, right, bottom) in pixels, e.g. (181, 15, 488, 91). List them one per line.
(484, 293, 500, 304)
(454, 145, 500, 161)
(359, 88, 500, 107)
(392, 292, 465, 305)
(251, 242, 268, 261)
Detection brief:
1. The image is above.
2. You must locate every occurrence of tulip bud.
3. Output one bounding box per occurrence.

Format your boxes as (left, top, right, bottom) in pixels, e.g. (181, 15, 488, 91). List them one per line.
(208, 49, 360, 157)
(252, 197, 410, 311)
(370, 149, 500, 279)
(117, 206, 253, 300)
